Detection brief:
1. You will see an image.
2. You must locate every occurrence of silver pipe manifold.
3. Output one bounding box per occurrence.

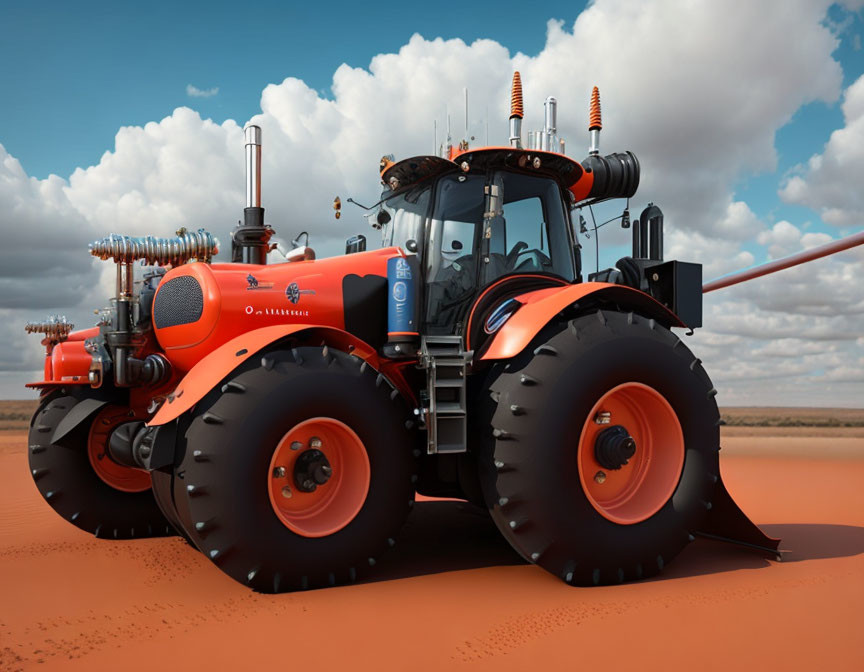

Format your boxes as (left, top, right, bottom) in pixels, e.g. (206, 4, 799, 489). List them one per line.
(89, 229, 219, 266)
(25, 316, 74, 344)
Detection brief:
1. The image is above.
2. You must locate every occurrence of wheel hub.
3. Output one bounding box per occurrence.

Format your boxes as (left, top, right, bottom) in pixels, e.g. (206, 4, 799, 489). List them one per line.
(594, 425, 637, 470)
(577, 382, 685, 525)
(267, 417, 370, 538)
(293, 449, 333, 492)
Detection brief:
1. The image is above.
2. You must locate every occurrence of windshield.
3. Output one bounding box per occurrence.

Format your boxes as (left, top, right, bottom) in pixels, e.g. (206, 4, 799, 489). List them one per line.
(381, 185, 431, 253)
(424, 170, 576, 334)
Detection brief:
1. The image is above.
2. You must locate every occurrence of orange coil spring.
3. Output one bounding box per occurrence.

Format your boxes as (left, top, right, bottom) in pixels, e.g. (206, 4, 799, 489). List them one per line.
(510, 71, 524, 119)
(589, 86, 602, 130)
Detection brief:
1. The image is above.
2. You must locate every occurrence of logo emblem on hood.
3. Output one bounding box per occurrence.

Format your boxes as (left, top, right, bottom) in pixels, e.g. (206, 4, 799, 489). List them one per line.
(246, 274, 274, 290)
(286, 282, 316, 304)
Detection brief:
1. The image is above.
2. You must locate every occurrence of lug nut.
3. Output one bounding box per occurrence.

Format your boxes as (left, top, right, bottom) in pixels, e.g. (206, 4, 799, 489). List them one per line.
(290, 441, 303, 451)
(594, 411, 611, 425)
(281, 486, 293, 498)
(594, 470, 607, 484)
(309, 437, 322, 449)
(321, 465, 332, 477)
(272, 466, 286, 478)
(302, 479, 316, 491)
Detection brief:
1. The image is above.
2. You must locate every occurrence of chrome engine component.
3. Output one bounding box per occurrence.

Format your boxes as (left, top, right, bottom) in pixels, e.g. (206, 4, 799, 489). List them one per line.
(25, 316, 74, 344)
(89, 228, 219, 266)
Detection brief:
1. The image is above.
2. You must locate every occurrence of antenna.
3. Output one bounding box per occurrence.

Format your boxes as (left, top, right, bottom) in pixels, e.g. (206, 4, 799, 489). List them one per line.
(485, 104, 489, 146)
(464, 87, 469, 139)
(434, 119, 437, 155)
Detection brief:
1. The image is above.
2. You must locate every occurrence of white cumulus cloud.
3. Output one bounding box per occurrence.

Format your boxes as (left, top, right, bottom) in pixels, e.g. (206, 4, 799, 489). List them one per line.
(0, 0, 861, 404)
(780, 73, 864, 227)
(186, 84, 219, 98)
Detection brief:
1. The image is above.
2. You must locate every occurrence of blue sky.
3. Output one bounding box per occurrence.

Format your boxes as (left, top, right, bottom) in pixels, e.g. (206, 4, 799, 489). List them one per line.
(2, 1, 861, 242)
(2, 0, 590, 179)
(0, 0, 862, 404)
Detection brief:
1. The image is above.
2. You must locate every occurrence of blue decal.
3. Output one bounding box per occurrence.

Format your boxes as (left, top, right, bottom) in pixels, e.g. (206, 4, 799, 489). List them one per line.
(387, 257, 415, 334)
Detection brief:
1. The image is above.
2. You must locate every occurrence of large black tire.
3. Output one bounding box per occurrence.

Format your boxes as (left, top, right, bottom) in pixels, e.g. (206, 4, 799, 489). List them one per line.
(151, 467, 193, 543)
(480, 309, 720, 585)
(170, 346, 417, 592)
(28, 391, 172, 539)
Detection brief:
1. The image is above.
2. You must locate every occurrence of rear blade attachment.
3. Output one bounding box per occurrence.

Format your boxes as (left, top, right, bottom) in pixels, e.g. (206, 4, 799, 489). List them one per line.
(696, 475, 783, 561)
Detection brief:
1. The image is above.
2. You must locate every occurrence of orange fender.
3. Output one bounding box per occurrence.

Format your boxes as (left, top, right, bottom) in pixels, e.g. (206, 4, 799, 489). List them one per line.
(149, 324, 409, 426)
(480, 282, 684, 361)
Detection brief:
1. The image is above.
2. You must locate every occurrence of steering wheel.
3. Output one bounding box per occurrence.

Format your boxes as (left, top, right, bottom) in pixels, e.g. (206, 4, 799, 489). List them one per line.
(505, 241, 529, 268)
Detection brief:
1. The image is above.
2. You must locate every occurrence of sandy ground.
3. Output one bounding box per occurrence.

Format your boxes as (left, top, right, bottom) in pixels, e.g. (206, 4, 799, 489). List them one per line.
(1, 430, 862, 671)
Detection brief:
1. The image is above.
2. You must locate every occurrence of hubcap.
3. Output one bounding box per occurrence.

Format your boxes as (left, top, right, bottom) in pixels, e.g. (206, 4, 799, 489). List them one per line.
(577, 382, 685, 525)
(293, 449, 333, 492)
(267, 417, 370, 538)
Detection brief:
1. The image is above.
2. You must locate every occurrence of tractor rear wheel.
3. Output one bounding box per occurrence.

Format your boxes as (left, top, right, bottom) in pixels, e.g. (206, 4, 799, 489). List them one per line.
(480, 309, 720, 585)
(28, 391, 173, 539)
(171, 346, 417, 592)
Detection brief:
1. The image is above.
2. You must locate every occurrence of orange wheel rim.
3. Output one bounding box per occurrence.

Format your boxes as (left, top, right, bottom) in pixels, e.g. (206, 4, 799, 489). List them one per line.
(88, 407, 152, 493)
(268, 417, 370, 538)
(577, 382, 684, 525)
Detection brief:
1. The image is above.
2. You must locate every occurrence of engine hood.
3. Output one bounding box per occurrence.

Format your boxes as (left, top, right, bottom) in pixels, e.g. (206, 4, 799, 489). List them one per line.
(152, 247, 402, 372)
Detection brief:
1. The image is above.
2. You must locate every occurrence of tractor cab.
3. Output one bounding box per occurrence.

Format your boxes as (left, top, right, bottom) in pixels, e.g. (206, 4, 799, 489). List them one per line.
(378, 148, 584, 348)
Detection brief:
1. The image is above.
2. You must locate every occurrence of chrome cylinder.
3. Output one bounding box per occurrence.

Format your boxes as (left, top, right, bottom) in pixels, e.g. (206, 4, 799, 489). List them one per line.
(116, 261, 134, 299)
(509, 117, 522, 148)
(544, 96, 557, 136)
(589, 129, 601, 155)
(245, 125, 262, 209)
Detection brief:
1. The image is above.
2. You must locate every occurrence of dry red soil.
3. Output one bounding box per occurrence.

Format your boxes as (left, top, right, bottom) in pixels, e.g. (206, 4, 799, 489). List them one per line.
(1, 430, 862, 671)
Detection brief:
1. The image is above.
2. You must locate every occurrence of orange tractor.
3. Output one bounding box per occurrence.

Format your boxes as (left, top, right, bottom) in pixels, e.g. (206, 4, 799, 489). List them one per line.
(27, 73, 859, 592)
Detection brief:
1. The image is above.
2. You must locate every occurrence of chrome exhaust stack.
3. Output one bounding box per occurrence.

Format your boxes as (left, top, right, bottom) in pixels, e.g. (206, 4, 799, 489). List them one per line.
(232, 124, 273, 264)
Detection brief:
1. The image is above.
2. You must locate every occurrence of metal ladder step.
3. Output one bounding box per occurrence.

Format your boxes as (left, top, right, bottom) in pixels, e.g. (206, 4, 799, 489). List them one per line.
(421, 335, 470, 454)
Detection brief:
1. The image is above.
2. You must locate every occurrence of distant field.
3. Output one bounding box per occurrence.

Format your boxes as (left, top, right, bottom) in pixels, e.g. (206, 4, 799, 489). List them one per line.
(720, 406, 864, 427)
(1, 399, 861, 434)
(0, 400, 37, 431)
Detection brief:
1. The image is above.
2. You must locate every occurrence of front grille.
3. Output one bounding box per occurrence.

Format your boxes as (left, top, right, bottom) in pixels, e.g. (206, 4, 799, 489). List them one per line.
(153, 276, 204, 328)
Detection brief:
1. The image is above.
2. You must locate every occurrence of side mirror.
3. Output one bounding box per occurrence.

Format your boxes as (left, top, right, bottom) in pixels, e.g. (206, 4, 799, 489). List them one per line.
(346, 235, 367, 255)
(451, 240, 463, 251)
(405, 239, 418, 253)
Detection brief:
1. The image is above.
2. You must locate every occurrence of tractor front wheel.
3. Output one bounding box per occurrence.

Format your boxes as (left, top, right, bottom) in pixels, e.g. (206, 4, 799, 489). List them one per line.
(171, 346, 417, 592)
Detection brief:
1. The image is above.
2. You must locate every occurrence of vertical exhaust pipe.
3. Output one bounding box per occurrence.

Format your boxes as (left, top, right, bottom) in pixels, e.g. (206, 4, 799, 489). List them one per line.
(509, 72, 523, 149)
(232, 124, 272, 264)
(246, 125, 262, 209)
(589, 86, 602, 155)
(543, 96, 557, 152)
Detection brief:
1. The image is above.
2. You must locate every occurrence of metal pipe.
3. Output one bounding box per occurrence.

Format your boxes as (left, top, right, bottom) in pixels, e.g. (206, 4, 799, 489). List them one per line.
(649, 220, 663, 261)
(703, 230, 864, 293)
(509, 117, 522, 149)
(632, 218, 642, 258)
(509, 72, 524, 149)
(638, 220, 649, 259)
(245, 125, 262, 208)
(544, 97, 557, 136)
(589, 129, 601, 155)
